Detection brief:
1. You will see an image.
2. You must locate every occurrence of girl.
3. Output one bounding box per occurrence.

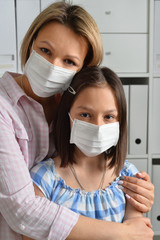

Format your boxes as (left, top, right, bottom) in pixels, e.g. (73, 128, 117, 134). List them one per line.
(28, 66, 153, 240)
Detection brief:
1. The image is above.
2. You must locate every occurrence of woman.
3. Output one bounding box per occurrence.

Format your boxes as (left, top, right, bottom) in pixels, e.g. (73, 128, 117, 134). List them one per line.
(0, 1, 154, 240)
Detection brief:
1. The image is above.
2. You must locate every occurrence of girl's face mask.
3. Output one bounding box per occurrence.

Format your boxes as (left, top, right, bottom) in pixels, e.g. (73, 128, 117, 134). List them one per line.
(24, 50, 76, 98)
(69, 114, 119, 157)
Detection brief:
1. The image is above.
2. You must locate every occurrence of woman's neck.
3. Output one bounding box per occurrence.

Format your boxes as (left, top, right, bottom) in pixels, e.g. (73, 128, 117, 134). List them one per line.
(15, 74, 58, 124)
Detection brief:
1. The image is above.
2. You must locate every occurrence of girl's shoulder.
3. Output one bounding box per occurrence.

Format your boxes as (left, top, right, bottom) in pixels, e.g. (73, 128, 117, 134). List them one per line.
(120, 160, 139, 177)
(30, 158, 56, 180)
(30, 158, 57, 198)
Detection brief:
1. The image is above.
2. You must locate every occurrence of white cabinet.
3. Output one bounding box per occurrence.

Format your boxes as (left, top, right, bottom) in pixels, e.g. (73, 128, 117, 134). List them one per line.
(0, 0, 17, 76)
(72, 0, 148, 74)
(16, 0, 40, 72)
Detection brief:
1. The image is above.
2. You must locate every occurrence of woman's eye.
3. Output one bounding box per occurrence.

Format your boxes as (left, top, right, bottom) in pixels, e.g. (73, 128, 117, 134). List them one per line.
(40, 48, 51, 55)
(105, 115, 114, 120)
(65, 59, 76, 66)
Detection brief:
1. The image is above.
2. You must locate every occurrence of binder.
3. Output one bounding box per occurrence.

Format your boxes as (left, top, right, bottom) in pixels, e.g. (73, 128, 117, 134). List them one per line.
(129, 85, 148, 155)
(123, 85, 129, 124)
(151, 159, 160, 234)
(152, 78, 160, 154)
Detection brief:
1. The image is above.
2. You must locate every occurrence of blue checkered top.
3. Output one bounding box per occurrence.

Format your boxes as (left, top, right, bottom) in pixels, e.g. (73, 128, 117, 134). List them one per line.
(30, 159, 138, 222)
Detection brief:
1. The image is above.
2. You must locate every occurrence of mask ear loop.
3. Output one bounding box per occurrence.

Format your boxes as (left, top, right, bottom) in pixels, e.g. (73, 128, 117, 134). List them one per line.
(68, 112, 74, 122)
(68, 86, 76, 122)
(31, 40, 35, 52)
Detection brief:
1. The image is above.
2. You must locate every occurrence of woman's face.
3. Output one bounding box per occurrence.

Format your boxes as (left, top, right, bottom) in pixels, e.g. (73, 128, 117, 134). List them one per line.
(32, 22, 89, 72)
(70, 85, 119, 127)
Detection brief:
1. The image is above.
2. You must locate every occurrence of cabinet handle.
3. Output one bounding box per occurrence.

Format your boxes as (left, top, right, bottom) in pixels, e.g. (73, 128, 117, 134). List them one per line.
(105, 11, 111, 15)
(152, 158, 160, 165)
(105, 52, 111, 56)
(135, 138, 141, 144)
(0, 54, 14, 60)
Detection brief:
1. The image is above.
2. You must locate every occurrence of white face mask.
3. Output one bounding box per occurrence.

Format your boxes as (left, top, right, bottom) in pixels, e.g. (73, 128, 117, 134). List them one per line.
(69, 116, 119, 157)
(24, 50, 76, 97)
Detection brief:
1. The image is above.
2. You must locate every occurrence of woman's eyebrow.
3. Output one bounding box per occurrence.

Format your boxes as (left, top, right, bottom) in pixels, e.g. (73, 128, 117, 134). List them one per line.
(39, 40, 80, 62)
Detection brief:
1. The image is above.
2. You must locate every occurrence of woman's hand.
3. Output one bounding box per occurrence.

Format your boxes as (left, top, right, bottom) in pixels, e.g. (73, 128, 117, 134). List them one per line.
(119, 171, 154, 213)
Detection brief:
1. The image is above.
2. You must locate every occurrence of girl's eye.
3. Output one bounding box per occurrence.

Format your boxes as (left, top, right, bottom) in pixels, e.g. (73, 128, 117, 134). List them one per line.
(40, 48, 51, 55)
(80, 113, 90, 118)
(65, 59, 76, 66)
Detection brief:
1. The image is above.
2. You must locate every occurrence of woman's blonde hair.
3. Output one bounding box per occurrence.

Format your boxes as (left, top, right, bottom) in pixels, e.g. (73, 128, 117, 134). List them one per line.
(20, 1, 103, 70)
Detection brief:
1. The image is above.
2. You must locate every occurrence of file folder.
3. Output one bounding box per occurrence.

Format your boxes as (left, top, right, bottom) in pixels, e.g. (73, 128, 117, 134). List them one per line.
(151, 159, 160, 234)
(152, 78, 160, 154)
(129, 85, 148, 155)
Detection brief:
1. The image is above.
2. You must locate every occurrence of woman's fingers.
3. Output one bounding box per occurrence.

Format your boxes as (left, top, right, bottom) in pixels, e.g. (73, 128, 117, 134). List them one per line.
(118, 173, 154, 212)
(123, 188, 151, 213)
(136, 171, 151, 181)
(119, 176, 154, 198)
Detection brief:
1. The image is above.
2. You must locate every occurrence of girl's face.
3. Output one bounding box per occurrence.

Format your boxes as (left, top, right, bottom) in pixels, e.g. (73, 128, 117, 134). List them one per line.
(70, 85, 119, 127)
(32, 22, 89, 72)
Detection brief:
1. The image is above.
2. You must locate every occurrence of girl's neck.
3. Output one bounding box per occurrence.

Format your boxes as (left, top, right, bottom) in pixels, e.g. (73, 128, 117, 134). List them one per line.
(73, 148, 106, 171)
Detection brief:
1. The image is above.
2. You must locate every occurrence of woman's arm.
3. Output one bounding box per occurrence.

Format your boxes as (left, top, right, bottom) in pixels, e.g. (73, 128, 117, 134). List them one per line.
(120, 172, 154, 213)
(23, 184, 153, 240)
(68, 215, 153, 240)
(0, 111, 78, 240)
(22, 185, 45, 240)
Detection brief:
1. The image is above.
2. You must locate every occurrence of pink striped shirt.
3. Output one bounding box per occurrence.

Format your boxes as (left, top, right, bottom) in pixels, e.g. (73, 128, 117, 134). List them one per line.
(0, 72, 78, 240)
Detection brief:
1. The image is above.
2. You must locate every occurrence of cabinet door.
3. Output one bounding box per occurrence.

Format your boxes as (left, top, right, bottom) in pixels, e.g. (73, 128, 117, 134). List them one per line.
(0, 0, 17, 76)
(129, 85, 148, 155)
(41, 0, 57, 10)
(101, 34, 148, 73)
(72, 0, 148, 33)
(16, 0, 40, 72)
(151, 159, 160, 234)
(152, 78, 160, 154)
(154, 0, 160, 74)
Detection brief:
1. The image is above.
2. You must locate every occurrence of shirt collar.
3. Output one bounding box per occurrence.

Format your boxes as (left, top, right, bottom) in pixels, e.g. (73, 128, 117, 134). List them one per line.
(1, 72, 27, 105)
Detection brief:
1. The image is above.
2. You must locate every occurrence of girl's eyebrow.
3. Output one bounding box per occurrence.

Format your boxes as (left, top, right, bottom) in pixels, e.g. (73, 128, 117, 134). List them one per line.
(77, 106, 118, 113)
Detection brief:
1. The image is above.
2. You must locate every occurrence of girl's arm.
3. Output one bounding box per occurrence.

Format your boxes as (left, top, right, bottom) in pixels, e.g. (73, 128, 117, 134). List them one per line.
(123, 197, 143, 222)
